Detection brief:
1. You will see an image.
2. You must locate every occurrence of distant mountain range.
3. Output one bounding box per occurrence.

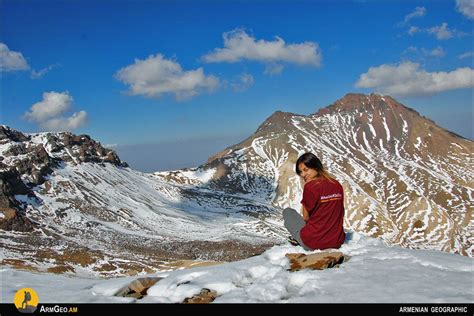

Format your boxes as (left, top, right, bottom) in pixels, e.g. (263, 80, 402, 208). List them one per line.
(1, 93, 471, 276)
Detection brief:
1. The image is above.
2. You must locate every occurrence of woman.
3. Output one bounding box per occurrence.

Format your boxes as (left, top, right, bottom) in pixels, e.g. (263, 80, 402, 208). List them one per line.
(283, 152, 345, 251)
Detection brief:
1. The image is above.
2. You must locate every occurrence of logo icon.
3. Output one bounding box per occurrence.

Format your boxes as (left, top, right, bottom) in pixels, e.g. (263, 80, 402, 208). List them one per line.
(13, 288, 39, 313)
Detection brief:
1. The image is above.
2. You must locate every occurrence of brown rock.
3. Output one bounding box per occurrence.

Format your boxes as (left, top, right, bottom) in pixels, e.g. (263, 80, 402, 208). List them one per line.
(128, 277, 161, 295)
(182, 288, 217, 304)
(115, 277, 162, 299)
(0, 207, 35, 232)
(47, 265, 75, 274)
(286, 251, 345, 271)
(0, 208, 17, 220)
(0, 126, 29, 142)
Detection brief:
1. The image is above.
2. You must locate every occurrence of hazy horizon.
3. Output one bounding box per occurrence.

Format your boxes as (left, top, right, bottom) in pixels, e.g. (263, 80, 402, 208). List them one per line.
(113, 133, 248, 172)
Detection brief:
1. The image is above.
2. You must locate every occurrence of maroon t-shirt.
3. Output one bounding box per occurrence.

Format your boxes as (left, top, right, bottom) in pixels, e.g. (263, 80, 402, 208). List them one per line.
(300, 177, 345, 250)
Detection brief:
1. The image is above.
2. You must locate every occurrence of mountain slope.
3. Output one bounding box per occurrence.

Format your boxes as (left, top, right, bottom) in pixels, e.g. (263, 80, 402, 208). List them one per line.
(155, 93, 473, 256)
(0, 126, 281, 277)
(1, 93, 471, 278)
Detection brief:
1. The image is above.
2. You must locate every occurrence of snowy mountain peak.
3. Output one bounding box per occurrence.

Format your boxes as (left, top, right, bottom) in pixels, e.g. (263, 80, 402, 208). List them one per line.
(158, 93, 473, 256)
(0, 126, 128, 174)
(0, 126, 129, 234)
(255, 110, 301, 134)
(319, 93, 415, 115)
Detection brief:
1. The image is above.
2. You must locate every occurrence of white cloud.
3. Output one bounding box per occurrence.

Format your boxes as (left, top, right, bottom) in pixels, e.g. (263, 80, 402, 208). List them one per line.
(202, 29, 322, 71)
(427, 23, 453, 40)
(456, 0, 474, 19)
(355, 61, 474, 97)
(427, 23, 465, 40)
(264, 63, 284, 75)
(409, 23, 465, 40)
(24, 91, 73, 122)
(231, 73, 255, 92)
(115, 54, 219, 101)
(404, 46, 418, 53)
(23, 91, 87, 131)
(402, 46, 445, 59)
(39, 111, 88, 131)
(458, 51, 473, 59)
(0, 42, 29, 72)
(403, 7, 426, 25)
(30, 64, 60, 79)
(408, 26, 419, 36)
(428, 46, 445, 58)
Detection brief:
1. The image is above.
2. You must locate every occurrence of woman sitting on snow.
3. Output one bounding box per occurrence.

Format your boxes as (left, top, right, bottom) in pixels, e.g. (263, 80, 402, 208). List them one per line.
(283, 152, 345, 251)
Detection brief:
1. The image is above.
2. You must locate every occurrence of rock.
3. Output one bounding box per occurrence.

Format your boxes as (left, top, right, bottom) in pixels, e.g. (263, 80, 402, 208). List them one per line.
(286, 251, 345, 271)
(115, 277, 162, 299)
(0, 208, 35, 232)
(47, 265, 75, 274)
(128, 277, 161, 295)
(0, 161, 38, 234)
(0, 125, 29, 142)
(182, 288, 217, 304)
(0, 169, 31, 206)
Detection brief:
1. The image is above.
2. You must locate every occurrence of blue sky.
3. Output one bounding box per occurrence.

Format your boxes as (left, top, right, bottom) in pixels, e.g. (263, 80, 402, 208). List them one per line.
(1, 0, 473, 171)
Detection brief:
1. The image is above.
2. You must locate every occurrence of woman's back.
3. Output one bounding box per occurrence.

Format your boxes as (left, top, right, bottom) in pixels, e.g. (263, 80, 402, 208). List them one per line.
(300, 178, 345, 250)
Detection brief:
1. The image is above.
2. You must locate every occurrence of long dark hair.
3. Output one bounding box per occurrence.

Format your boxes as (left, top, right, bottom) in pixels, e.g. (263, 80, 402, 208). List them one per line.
(295, 152, 334, 181)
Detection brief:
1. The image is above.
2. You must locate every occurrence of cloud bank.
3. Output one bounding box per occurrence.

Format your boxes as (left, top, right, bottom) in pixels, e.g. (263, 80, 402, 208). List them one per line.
(356, 62, 474, 97)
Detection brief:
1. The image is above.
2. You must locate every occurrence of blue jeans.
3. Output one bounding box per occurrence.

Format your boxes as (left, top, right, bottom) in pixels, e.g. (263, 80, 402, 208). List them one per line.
(283, 208, 311, 251)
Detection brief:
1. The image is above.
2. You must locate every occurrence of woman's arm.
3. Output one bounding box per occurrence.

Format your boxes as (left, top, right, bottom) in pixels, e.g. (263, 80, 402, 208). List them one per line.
(300, 205, 309, 222)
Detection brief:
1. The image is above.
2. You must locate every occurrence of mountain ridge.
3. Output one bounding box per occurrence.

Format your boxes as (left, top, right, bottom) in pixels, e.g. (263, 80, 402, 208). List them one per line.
(1, 93, 471, 278)
(0, 125, 280, 276)
(160, 92, 472, 255)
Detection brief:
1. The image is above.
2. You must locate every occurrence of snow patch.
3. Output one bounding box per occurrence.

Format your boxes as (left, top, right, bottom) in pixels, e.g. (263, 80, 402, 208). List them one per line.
(180, 168, 216, 184)
(1, 233, 472, 303)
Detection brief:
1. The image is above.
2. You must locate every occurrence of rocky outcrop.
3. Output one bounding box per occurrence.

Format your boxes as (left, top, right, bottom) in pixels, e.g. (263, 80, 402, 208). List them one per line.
(115, 277, 162, 299)
(0, 125, 128, 232)
(183, 288, 218, 304)
(0, 169, 31, 207)
(0, 168, 35, 232)
(0, 125, 29, 142)
(115, 278, 218, 303)
(42, 132, 127, 166)
(0, 126, 128, 185)
(0, 207, 34, 232)
(285, 252, 346, 271)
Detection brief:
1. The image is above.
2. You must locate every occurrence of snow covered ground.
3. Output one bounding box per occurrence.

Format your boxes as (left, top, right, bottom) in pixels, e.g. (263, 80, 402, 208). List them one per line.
(1, 232, 472, 303)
